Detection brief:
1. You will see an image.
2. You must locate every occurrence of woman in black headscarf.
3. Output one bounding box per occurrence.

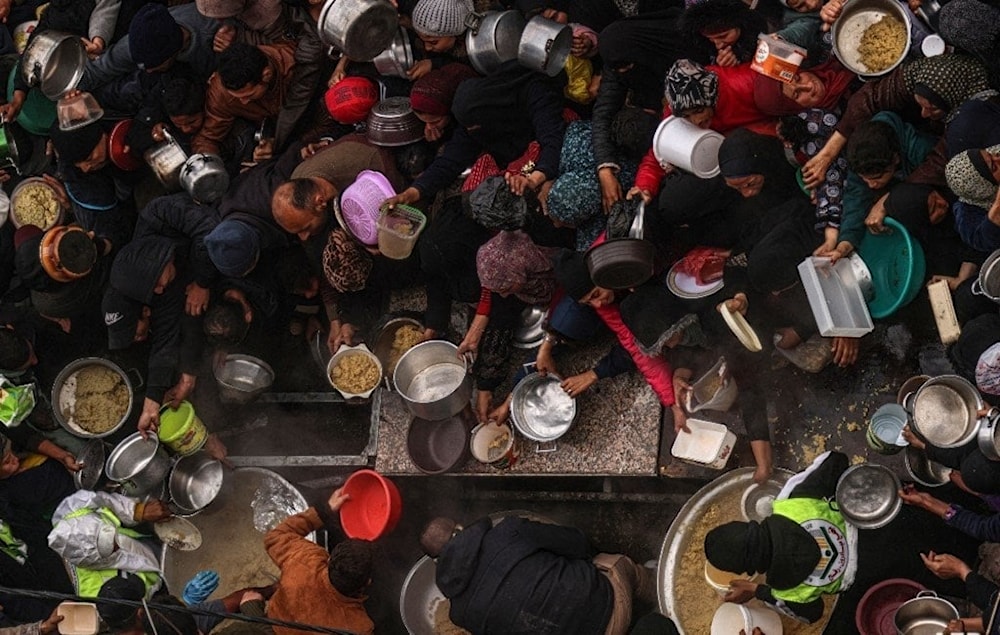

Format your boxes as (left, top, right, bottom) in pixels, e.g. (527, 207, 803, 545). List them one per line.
(592, 11, 686, 213)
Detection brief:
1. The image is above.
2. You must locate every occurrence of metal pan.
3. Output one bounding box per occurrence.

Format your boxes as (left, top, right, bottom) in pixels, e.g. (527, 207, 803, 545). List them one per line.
(73, 439, 106, 490)
(835, 463, 901, 529)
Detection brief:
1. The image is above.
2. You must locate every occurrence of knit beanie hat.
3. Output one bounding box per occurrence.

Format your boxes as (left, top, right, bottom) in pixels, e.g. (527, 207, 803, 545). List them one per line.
(412, 0, 474, 37)
(50, 120, 104, 164)
(322, 228, 373, 292)
(410, 64, 478, 116)
(325, 77, 379, 125)
(196, 0, 246, 19)
(946, 146, 1000, 209)
(129, 4, 184, 70)
(205, 219, 260, 277)
(664, 59, 719, 114)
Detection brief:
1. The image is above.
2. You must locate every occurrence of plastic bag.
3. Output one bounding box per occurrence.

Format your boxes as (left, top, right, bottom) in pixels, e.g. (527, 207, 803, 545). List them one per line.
(0, 377, 36, 427)
(606, 199, 638, 240)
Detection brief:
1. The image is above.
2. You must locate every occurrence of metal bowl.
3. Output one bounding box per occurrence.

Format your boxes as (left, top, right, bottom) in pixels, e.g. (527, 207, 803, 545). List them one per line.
(740, 480, 783, 522)
(836, 463, 902, 529)
(904, 446, 951, 488)
(105, 433, 172, 499)
(168, 451, 224, 514)
(366, 97, 424, 147)
(214, 354, 274, 404)
(52, 357, 134, 439)
(74, 439, 106, 490)
(10, 176, 66, 231)
(831, 0, 912, 77)
(371, 317, 424, 378)
(910, 375, 983, 449)
(510, 372, 577, 443)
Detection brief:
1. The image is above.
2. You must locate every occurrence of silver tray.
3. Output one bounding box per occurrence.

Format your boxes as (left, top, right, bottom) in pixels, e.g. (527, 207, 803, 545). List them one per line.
(835, 463, 902, 529)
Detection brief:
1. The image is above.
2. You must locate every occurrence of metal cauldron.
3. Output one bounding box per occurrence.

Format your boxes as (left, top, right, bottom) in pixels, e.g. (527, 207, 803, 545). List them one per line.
(21, 31, 86, 99)
(105, 433, 172, 499)
(317, 0, 398, 61)
(393, 340, 472, 420)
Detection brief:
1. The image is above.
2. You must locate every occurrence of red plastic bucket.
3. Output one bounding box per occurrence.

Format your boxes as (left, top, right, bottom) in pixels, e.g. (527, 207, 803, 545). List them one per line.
(340, 469, 403, 540)
(855, 578, 925, 635)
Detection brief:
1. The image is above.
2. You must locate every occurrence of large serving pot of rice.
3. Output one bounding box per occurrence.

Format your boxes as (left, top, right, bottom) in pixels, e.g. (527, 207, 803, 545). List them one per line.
(52, 357, 134, 438)
(832, 0, 912, 77)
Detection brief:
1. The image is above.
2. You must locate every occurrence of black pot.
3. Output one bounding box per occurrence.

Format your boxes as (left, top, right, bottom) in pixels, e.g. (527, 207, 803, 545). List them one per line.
(585, 238, 655, 290)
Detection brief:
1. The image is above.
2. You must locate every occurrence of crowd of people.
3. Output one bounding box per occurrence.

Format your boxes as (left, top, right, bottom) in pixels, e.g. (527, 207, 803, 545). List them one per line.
(1, 0, 1000, 631)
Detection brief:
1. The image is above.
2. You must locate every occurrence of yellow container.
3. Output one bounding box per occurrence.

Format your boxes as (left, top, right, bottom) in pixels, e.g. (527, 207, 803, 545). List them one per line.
(158, 401, 207, 456)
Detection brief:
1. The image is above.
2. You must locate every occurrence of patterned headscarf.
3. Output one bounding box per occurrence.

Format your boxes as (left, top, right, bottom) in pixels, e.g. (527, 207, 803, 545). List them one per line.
(946, 145, 1000, 209)
(664, 59, 719, 113)
(476, 230, 558, 305)
(904, 54, 998, 123)
(322, 229, 373, 293)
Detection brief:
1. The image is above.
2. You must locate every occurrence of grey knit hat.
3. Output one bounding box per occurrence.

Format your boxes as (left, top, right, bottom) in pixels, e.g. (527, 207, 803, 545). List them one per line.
(946, 144, 1000, 209)
(412, 0, 474, 37)
(664, 59, 719, 114)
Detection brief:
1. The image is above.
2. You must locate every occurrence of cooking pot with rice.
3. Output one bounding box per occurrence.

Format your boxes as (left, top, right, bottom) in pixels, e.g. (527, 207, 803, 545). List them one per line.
(832, 0, 912, 77)
(52, 357, 137, 439)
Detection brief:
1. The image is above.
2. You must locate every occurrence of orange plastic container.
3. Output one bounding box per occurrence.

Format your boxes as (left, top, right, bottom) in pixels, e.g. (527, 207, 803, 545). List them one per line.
(751, 33, 807, 83)
(340, 469, 403, 540)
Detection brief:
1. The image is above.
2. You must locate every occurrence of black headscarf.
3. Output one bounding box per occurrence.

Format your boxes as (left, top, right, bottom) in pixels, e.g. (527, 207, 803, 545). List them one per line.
(553, 249, 594, 301)
(718, 128, 800, 203)
(418, 195, 491, 306)
(947, 99, 1000, 159)
(619, 284, 702, 355)
(704, 520, 772, 575)
(680, 0, 768, 67)
(597, 10, 686, 111)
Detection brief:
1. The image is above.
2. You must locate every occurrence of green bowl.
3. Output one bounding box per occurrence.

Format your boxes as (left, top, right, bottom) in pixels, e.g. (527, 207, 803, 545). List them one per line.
(6, 66, 56, 137)
(795, 167, 810, 196)
(857, 217, 926, 319)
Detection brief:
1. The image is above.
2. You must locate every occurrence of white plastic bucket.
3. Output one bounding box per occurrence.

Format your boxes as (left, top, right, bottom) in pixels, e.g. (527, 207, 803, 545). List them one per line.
(652, 116, 724, 179)
(711, 602, 783, 635)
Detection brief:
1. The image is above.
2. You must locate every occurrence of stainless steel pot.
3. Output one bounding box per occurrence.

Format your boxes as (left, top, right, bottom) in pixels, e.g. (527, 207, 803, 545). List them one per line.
(517, 16, 571, 77)
(366, 97, 424, 147)
(213, 354, 274, 405)
(144, 129, 187, 191)
(831, 0, 912, 77)
(105, 433, 172, 499)
(180, 153, 229, 204)
(894, 591, 959, 634)
(973, 248, 1000, 303)
(585, 201, 655, 290)
(977, 408, 1000, 461)
(909, 375, 984, 449)
(317, 0, 398, 61)
(21, 31, 86, 99)
(373, 27, 413, 78)
(465, 10, 525, 76)
(835, 463, 902, 529)
(510, 371, 577, 450)
(168, 451, 223, 514)
(393, 340, 472, 420)
(904, 446, 951, 487)
(52, 357, 136, 439)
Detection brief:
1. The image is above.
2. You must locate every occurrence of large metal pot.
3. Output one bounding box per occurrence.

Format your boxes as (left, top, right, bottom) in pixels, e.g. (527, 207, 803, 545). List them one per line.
(372, 27, 413, 78)
(517, 16, 571, 77)
(180, 153, 229, 204)
(144, 129, 187, 191)
(317, 0, 398, 61)
(213, 354, 274, 405)
(168, 451, 223, 514)
(831, 0, 912, 77)
(977, 408, 1000, 461)
(0, 116, 21, 176)
(465, 10, 525, 76)
(972, 248, 1000, 303)
(893, 590, 959, 634)
(105, 433, 172, 499)
(584, 201, 655, 290)
(908, 375, 984, 449)
(393, 340, 472, 420)
(366, 97, 424, 147)
(52, 357, 136, 439)
(21, 31, 86, 99)
(510, 371, 577, 449)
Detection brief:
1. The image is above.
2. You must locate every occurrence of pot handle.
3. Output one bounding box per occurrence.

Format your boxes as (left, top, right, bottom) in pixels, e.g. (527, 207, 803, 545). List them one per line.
(125, 367, 145, 390)
(629, 201, 646, 239)
(535, 440, 557, 453)
(464, 11, 484, 34)
(541, 37, 555, 70)
(915, 590, 939, 599)
(972, 278, 985, 297)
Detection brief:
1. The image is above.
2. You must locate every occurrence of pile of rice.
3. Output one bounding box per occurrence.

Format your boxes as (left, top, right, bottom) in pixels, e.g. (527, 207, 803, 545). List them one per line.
(64, 365, 129, 434)
(857, 15, 907, 73)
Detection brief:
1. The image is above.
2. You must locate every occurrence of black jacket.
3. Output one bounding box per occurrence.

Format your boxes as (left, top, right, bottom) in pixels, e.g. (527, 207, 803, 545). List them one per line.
(436, 517, 613, 635)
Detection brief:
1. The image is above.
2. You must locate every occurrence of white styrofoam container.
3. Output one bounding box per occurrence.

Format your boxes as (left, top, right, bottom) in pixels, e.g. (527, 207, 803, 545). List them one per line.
(672, 418, 736, 469)
(798, 256, 874, 337)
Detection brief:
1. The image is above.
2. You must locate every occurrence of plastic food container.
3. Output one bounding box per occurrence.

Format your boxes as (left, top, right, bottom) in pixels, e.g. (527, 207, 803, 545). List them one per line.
(671, 418, 736, 469)
(751, 33, 806, 83)
(652, 116, 725, 178)
(56, 602, 99, 635)
(711, 602, 783, 635)
(798, 256, 874, 337)
(377, 204, 426, 260)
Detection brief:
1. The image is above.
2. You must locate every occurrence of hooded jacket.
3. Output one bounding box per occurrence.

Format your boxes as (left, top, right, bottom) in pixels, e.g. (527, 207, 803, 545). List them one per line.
(436, 517, 612, 634)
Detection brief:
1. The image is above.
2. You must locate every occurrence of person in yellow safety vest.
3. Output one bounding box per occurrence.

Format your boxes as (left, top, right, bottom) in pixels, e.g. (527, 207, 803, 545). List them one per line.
(46, 490, 170, 598)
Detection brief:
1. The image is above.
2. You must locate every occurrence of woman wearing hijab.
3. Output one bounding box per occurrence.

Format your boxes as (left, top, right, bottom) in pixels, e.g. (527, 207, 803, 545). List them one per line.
(802, 54, 998, 189)
(947, 99, 1000, 159)
(387, 63, 566, 209)
(592, 10, 686, 213)
(680, 0, 768, 68)
(704, 450, 979, 627)
(461, 230, 559, 422)
(751, 58, 856, 116)
(946, 144, 1000, 253)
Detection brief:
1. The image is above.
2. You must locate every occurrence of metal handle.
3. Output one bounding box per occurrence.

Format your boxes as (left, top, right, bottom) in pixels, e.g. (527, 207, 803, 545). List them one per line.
(541, 38, 554, 70)
(535, 440, 557, 453)
(629, 201, 646, 239)
(464, 11, 484, 35)
(972, 278, 985, 297)
(125, 367, 144, 390)
(522, 362, 538, 373)
(916, 590, 939, 599)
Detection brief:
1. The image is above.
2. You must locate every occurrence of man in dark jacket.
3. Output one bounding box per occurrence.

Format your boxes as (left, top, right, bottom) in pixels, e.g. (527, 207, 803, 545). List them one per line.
(420, 516, 655, 635)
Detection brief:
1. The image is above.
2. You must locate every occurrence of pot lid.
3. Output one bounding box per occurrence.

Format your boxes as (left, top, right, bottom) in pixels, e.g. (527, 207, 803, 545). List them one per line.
(154, 516, 202, 551)
(511, 373, 576, 442)
(513, 305, 546, 349)
(406, 415, 470, 474)
(835, 463, 902, 529)
(717, 303, 762, 352)
(74, 439, 105, 490)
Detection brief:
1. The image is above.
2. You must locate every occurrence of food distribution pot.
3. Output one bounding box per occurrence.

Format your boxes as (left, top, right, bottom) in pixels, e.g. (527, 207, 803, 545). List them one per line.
(465, 10, 525, 75)
(510, 371, 577, 451)
(179, 153, 229, 204)
(168, 451, 223, 514)
(908, 375, 984, 449)
(516, 16, 571, 77)
(21, 31, 85, 99)
(972, 248, 1000, 303)
(393, 340, 472, 420)
(893, 591, 958, 635)
(105, 433, 172, 499)
(51, 357, 136, 439)
(831, 0, 912, 77)
(317, 0, 397, 61)
(372, 27, 413, 78)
